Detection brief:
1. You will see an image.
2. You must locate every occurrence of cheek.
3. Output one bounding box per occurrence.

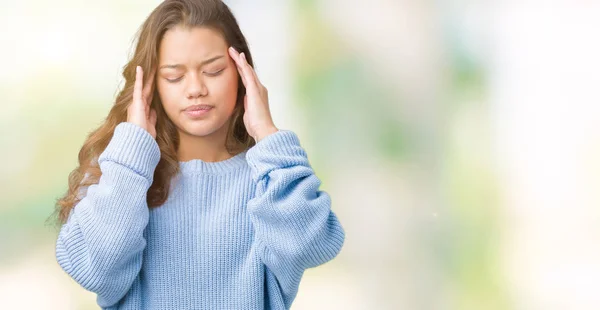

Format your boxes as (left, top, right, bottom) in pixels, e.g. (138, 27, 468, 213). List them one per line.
(157, 81, 178, 99)
(156, 82, 179, 112)
(211, 73, 239, 104)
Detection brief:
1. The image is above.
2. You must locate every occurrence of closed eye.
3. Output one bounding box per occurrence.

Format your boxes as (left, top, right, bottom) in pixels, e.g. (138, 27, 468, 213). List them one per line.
(204, 68, 225, 77)
(166, 77, 182, 83)
(164, 68, 225, 83)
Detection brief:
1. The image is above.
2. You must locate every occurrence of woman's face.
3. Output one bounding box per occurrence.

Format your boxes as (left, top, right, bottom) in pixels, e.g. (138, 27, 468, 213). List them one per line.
(156, 25, 239, 139)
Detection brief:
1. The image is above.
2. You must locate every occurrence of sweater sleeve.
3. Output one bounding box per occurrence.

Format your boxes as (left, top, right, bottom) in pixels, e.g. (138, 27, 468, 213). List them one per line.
(55, 122, 160, 308)
(245, 130, 345, 308)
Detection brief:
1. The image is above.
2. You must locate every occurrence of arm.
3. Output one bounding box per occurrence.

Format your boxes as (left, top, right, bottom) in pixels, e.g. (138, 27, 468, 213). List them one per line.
(55, 122, 160, 308)
(246, 130, 345, 308)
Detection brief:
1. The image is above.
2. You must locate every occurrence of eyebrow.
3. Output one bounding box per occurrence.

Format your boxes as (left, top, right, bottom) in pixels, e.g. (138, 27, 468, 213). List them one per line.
(159, 55, 224, 70)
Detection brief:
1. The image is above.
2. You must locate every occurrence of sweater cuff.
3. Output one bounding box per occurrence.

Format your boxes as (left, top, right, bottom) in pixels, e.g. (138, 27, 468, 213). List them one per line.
(245, 130, 310, 181)
(98, 122, 161, 181)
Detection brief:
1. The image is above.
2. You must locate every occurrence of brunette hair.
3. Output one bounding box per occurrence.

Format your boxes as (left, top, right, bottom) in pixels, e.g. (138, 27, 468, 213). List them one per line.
(52, 0, 255, 225)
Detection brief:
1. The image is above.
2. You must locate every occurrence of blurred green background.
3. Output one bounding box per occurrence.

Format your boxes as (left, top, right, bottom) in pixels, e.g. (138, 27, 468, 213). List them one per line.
(1, 0, 599, 309)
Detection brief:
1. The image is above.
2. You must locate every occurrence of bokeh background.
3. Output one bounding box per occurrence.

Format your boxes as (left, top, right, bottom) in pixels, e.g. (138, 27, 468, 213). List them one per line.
(1, 0, 599, 309)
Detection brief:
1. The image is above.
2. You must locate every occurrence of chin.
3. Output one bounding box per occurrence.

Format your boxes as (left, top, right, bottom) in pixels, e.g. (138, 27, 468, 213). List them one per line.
(179, 118, 228, 138)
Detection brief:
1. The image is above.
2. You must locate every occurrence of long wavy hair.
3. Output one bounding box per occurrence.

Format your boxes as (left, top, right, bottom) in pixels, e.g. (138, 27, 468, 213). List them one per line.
(51, 0, 255, 226)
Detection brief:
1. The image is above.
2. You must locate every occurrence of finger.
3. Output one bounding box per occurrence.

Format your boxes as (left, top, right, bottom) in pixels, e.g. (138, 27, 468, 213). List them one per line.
(236, 53, 260, 95)
(149, 108, 157, 127)
(240, 52, 260, 86)
(143, 67, 156, 103)
(239, 52, 256, 83)
(228, 47, 248, 87)
(240, 53, 269, 99)
(229, 48, 255, 88)
(228, 46, 242, 64)
(133, 66, 143, 106)
(234, 62, 247, 87)
(237, 65, 247, 87)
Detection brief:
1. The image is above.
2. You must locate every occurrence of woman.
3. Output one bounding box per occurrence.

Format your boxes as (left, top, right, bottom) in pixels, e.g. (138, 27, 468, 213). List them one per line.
(53, 0, 345, 309)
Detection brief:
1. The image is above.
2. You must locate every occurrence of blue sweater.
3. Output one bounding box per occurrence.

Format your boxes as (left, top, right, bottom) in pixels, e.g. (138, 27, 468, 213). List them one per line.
(55, 122, 345, 309)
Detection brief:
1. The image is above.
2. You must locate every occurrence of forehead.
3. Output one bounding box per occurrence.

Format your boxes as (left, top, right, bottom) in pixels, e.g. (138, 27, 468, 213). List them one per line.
(159, 25, 227, 61)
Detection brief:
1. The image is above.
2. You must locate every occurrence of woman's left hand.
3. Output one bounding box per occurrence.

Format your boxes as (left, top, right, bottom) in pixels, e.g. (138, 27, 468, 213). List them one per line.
(228, 47, 278, 142)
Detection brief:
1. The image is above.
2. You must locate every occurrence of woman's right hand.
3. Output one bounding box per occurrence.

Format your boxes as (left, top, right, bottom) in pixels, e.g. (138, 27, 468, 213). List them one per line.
(127, 65, 157, 139)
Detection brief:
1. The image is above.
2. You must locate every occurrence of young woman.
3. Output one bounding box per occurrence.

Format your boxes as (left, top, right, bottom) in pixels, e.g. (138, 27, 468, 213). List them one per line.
(53, 0, 345, 309)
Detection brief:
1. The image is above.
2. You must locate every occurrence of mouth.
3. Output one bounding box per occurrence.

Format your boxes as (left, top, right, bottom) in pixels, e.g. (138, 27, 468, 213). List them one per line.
(183, 104, 213, 118)
(184, 104, 213, 111)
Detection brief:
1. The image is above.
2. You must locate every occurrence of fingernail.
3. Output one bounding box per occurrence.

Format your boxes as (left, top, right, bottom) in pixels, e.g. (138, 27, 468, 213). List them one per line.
(136, 66, 140, 73)
(241, 53, 246, 61)
(230, 46, 237, 53)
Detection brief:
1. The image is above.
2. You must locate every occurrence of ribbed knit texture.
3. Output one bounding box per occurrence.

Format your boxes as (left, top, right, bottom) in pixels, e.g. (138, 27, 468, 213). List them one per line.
(55, 122, 345, 310)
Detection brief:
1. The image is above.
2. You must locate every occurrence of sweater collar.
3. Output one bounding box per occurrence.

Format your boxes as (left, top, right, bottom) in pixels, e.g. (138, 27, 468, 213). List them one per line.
(178, 150, 248, 175)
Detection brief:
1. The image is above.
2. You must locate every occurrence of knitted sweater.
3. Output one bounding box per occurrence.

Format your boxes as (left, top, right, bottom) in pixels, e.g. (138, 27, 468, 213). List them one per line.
(55, 122, 345, 309)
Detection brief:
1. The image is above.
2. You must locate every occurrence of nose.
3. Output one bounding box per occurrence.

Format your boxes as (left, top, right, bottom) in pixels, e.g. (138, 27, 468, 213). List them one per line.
(185, 72, 208, 99)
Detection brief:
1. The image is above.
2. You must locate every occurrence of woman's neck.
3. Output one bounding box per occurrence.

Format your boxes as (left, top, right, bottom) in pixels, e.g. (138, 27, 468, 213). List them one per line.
(177, 127, 233, 163)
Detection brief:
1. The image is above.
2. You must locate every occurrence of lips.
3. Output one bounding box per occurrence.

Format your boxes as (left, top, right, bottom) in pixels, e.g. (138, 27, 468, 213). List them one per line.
(184, 104, 213, 111)
(183, 104, 213, 119)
